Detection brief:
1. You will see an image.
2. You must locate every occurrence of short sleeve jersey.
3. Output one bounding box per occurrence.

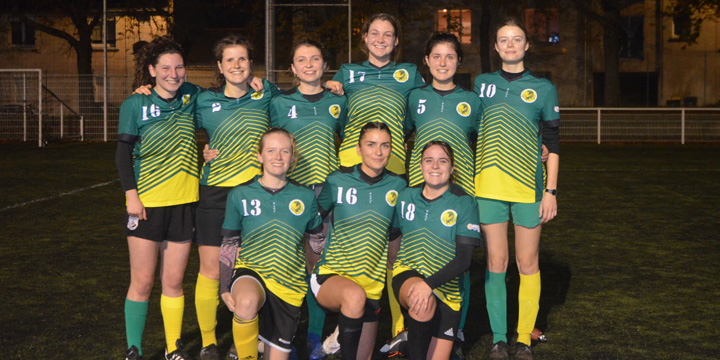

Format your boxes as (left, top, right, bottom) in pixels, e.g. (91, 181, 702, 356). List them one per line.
(269, 87, 347, 186)
(314, 165, 407, 300)
(117, 83, 200, 207)
(332, 61, 425, 175)
(393, 184, 481, 310)
(197, 80, 280, 187)
(473, 70, 560, 203)
(222, 177, 322, 307)
(406, 85, 481, 195)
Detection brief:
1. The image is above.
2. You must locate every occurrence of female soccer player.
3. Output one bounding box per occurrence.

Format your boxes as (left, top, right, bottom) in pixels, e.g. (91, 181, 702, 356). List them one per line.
(393, 141, 481, 360)
(116, 36, 200, 360)
(219, 128, 323, 360)
(268, 38, 347, 360)
(474, 18, 560, 360)
(193, 33, 280, 360)
(311, 122, 407, 360)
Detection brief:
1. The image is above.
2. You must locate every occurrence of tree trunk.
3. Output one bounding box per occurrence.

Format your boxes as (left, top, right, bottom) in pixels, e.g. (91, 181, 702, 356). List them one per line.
(602, 1, 621, 106)
(75, 34, 95, 114)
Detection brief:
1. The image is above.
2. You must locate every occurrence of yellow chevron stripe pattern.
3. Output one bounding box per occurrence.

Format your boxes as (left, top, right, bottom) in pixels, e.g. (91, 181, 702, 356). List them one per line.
(408, 119, 474, 195)
(338, 85, 407, 174)
(474, 103, 541, 202)
(137, 111, 198, 206)
(204, 108, 268, 187)
(318, 209, 391, 300)
(394, 227, 461, 310)
(235, 219, 307, 307)
(288, 121, 338, 185)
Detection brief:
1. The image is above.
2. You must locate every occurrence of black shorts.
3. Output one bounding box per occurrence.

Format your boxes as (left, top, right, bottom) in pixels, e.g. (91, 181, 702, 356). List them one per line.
(309, 273, 381, 322)
(195, 185, 233, 246)
(393, 270, 461, 341)
(231, 268, 301, 352)
(125, 203, 195, 242)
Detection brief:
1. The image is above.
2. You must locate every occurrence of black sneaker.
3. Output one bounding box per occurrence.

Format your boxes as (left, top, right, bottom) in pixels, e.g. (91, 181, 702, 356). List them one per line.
(379, 329, 408, 358)
(513, 343, 533, 360)
(165, 339, 190, 360)
(227, 343, 238, 360)
(488, 341, 509, 360)
(198, 343, 220, 360)
(125, 345, 143, 360)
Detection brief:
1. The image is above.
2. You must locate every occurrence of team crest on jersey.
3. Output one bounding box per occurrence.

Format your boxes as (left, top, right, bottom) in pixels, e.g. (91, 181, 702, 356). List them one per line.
(212, 102, 222, 112)
(182, 94, 191, 106)
(251, 90, 264, 100)
(289, 199, 305, 216)
(385, 190, 399, 207)
(456, 102, 471, 117)
(329, 104, 341, 119)
(441, 210, 457, 227)
(521, 89, 537, 103)
(393, 69, 409, 83)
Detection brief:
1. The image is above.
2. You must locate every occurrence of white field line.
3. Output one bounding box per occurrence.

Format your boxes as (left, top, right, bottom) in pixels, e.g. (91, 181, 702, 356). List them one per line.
(0, 179, 118, 212)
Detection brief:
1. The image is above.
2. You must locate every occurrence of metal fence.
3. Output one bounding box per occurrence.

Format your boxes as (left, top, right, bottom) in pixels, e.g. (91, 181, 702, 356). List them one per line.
(1, 70, 719, 145)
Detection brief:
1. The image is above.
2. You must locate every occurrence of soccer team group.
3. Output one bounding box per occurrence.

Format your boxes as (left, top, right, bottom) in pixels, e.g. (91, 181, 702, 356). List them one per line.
(116, 12, 560, 360)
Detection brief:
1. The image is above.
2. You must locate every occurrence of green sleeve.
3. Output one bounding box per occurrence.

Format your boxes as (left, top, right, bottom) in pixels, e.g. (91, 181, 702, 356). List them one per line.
(118, 96, 140, 136)
(222, 189, 244, 232)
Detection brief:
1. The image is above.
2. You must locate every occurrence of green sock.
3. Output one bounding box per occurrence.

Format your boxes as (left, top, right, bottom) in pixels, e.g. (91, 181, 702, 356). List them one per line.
(485, 270, 507, 344)
(125, 298, 149, 355)
(306, 277, 326, 337)
(459, 271, 470, 333)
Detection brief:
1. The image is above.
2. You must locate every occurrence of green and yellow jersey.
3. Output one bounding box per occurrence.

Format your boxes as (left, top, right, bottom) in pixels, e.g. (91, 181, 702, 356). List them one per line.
(269, 87, 346, 186)
(332, 61, 425, 174)
(473, 70, 560, 203)
(222, 177, 322, 307)
(117, 83, 200, 207)
(197, 80, 280, 187)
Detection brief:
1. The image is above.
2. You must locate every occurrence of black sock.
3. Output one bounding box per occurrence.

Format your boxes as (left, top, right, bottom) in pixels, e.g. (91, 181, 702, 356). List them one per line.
(338, 312, 363, 360)
(406, 315, 433, 360)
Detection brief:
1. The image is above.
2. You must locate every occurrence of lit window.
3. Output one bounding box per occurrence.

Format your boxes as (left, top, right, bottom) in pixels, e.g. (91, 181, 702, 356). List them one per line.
(92, 18, 116, 47)
(525, 9, 560, 44)
(11, 21, 36, 47)
(436, 9, 471, 44)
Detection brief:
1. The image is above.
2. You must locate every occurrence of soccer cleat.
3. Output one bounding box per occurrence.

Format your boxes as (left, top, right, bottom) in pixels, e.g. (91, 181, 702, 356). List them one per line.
(227, 343, 238, 360)
(379, 329, 408, 357)
(322, 326, 340, 355)
(198, 343, 220, 360)
(165, 339, 190, 360)
(124, 345, 143, 360)
(307, 333, 326, 360)
(488, 341, 509, 360)
(513, 343, 533, 360)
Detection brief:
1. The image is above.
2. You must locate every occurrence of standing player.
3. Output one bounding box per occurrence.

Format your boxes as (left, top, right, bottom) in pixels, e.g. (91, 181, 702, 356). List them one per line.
(393, 141, 481, 360)
(327, 13, 425, 175)
(311, 122, 407, 360)
(268, 39, 347, 360)
(474, 18, 560, 360)
(219, 128, 324, 360)
(193, 33, 280, 360)
(116, 36, 199, 360)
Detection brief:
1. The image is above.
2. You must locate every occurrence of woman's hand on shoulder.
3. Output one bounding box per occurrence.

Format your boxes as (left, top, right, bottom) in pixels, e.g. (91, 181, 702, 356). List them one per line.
(248, 75, 264, 93)
(133, 84, 153, 96)
(325, 80, 344, 96)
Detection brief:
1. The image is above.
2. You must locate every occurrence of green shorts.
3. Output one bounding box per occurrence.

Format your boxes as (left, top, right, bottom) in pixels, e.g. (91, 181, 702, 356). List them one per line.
(476, 197, 541, 228)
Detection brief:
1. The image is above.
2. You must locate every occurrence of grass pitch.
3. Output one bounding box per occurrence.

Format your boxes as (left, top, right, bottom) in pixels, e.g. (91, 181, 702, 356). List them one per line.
(0, 142, 718, 359)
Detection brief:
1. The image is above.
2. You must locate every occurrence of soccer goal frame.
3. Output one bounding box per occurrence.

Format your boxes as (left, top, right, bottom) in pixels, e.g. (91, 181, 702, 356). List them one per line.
(0, 69, 42, 146)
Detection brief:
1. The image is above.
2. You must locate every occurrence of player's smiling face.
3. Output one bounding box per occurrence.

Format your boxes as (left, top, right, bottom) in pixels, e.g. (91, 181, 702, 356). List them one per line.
(357, 128, 391, 177)
(421, 144, 453, 189)
(258, 132, 294, 179)
(495, 25, 529, 65)
(218, 45, 252, 88)
(363, 19, 398, 65)
(425, 42, 458, 86)
(291, 45, 326, 85)
(149, 52, 185, 98)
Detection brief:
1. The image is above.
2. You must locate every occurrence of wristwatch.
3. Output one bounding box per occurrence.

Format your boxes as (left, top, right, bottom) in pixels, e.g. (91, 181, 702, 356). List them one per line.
(545, 188, 557, 196)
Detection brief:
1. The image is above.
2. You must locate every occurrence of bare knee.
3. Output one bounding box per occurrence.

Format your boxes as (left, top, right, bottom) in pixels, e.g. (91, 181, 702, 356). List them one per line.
(487, 254, 509, 273)
(341, 286, 367, 318)
(234, 295, 261, 320)
(129, 273, 155, 299)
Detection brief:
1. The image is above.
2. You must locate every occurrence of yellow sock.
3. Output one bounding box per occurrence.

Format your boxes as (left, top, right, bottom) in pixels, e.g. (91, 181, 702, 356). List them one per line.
(160, 294, 185, 352)
(517, 271, 541, 345)
(233, 314, 259, 360)
(195, 273, 220, 347)
(387, 270, 405, 336)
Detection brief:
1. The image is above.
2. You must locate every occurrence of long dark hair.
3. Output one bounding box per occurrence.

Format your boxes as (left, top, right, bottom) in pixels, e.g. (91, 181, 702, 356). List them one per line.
(133, 36, 183, 89)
